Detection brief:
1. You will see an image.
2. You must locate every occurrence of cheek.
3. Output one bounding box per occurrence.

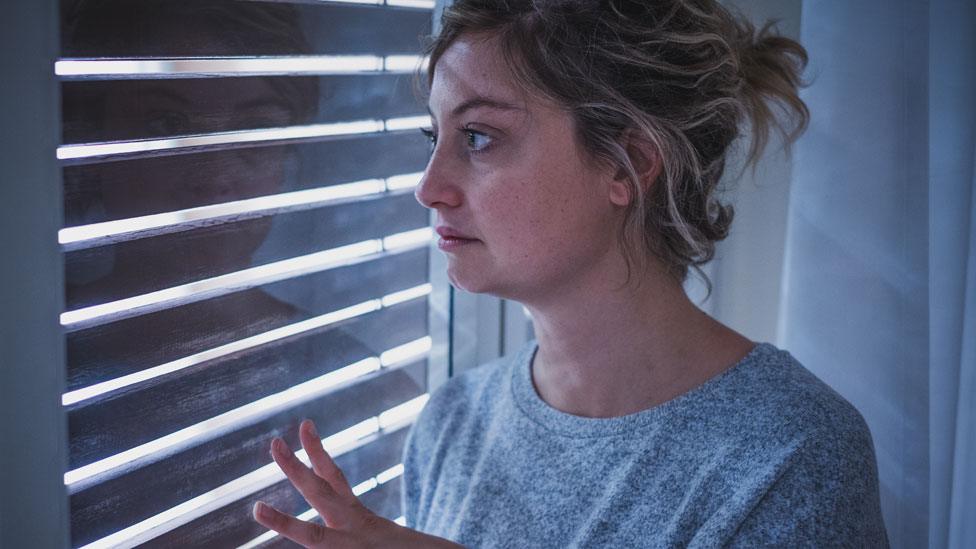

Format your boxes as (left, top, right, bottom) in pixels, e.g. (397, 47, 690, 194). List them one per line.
(482, 179, 583, 261)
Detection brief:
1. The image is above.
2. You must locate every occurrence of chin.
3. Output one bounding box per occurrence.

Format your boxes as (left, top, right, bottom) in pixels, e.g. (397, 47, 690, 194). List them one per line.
(447, 274, 487, 294)
(448, 272, 526, 302)
(447, 266, 499, 296)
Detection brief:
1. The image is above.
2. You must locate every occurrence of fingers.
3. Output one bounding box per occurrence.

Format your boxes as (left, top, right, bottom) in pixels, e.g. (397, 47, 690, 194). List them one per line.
(253, 501, 357, 548)
(270, 437, 358, 530)
(300, 419, 355, 500)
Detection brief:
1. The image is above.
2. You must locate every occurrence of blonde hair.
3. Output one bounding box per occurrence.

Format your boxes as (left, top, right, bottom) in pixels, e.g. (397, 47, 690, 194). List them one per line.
(424, 0, 809, 293)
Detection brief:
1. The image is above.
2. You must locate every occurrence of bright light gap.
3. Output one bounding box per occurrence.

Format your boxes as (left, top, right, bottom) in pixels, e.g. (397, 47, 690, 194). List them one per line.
(381, 283, 432, 307)
(383, 115, 431, 132)
(376, 463, 405, 485)
(385, 171, 423, 190)
(317, 0, 382, 6)
(239, 463, 405, 548)
(65, 357, 380, 488)
(383, 226, 433, 251)
(62, 286, 430, 407)
(59, 180, 386, 249)
(380, 336, 432, 367)
(59, 172, 422, 249)
(55, 55, 427, 79)
(65, 345, 429, 488)
(60, 232, 428, 331)
(77, 396, 429, 549)
(386, 0, 436, 8)
(58, 115, 430, 162)
(57, 120, 385, 161)
(60, 240, 380, 329)
(379, 394, 430, 431)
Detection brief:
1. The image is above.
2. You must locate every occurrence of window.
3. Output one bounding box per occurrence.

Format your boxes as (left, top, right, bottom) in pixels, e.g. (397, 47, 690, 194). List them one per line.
(57, 0, 439, 546)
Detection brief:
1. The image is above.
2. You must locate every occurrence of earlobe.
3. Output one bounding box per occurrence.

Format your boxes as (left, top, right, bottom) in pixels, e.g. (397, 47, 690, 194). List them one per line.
(608, 178, 632, 207)
(608, 132, 663, 207)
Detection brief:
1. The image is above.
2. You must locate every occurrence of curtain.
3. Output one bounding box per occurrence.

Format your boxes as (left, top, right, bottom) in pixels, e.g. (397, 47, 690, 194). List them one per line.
(774, 1, 975, 547)
(928, 1, 975, 546)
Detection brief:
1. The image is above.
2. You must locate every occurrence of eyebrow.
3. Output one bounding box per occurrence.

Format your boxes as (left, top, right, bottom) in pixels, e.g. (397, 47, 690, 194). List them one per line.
(427, 96, 524, 120)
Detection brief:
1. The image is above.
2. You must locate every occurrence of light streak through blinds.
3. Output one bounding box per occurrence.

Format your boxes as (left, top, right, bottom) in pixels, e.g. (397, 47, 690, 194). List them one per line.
(59, 0, 436, 546)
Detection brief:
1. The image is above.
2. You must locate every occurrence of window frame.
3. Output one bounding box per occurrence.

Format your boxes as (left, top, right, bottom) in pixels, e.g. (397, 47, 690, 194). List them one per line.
(0, 0, 70, 547)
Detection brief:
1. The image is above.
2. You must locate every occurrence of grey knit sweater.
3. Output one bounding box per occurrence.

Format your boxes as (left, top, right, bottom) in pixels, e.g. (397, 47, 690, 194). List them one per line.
(401, 340, 889, 548)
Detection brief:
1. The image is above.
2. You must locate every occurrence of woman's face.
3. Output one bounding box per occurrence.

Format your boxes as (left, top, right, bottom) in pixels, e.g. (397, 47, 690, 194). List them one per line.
(416, 33, 626, 302)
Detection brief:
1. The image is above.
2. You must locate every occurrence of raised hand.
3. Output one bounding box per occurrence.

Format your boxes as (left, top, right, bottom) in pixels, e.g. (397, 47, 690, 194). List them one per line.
(253, 419, 464, 548)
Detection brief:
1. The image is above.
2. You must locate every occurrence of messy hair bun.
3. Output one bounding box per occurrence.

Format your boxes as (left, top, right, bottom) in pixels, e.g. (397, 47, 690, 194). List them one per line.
(426, 0, 809, 291)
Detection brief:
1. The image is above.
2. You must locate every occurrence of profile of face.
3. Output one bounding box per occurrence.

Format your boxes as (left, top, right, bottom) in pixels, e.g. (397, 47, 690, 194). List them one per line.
(416, 33, 628, 303)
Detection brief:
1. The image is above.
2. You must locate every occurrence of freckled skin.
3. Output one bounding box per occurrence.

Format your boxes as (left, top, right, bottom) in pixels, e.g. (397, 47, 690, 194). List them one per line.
(416, 33, 626, 304)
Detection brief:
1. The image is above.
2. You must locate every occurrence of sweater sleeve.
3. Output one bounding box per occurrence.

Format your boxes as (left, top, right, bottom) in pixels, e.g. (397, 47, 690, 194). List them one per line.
(727, 411, 890, 548)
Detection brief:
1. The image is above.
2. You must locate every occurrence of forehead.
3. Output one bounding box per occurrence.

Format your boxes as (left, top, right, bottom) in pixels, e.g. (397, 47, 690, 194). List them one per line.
(428, 34, 526, 115)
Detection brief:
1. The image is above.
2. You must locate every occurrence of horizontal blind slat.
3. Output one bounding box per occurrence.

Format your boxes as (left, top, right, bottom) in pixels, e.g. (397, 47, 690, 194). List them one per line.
(62, 74, 424, 144)
(256, 477, 403, 549)
(67, 248, 428, 391)
(65, 192, 428, 309)
(68, 298, 428, 470)
(138, 426, 411, 549)
(70, 362, 425, 547)
(360, 472, 405, 520)
(63, 133, 428, 226)
(56, 55, 427, 80)
(62, 1, 434, 546)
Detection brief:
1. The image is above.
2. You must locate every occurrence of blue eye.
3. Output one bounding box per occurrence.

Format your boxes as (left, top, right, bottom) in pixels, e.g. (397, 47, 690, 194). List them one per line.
(464, 129, 492, 152)
(420, 126, 492, 155)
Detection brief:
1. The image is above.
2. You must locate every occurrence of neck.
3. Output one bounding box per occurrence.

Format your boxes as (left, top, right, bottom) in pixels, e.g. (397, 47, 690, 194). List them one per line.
(522, 257, 753, 418)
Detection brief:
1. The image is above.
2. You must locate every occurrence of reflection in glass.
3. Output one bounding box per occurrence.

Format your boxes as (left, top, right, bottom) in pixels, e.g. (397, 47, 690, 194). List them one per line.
(61, 3, 432, 545)
(62, 0, 319, 323)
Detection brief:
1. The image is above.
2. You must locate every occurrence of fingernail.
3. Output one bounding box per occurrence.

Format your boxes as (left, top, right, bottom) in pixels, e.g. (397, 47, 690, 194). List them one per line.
(308, 421, 319, 439)
(271, 437, 284, 454)
(254, 501, 271, 520)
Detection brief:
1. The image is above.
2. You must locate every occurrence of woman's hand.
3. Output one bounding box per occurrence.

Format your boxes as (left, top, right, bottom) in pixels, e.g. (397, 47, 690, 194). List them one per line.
(253, 419, 464, 548)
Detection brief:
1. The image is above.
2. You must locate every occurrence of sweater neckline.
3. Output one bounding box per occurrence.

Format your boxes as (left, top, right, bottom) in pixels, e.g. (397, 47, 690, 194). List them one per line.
(509, 339, 777, 437)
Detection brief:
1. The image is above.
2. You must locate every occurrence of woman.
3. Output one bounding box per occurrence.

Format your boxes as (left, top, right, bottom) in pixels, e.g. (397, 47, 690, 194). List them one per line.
(254, 0, 890, 546)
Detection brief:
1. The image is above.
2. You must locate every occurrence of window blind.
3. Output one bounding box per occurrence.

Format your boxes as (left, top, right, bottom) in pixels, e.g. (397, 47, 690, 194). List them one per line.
(57, 0, 436, 546)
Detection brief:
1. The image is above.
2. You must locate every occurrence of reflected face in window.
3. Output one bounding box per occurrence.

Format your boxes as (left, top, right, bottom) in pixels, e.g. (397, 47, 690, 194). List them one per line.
(86, 77, 300, 278)
(417, 33, 622, 302)
(62, 0, 319, 312)
(98, 77, 296, 215)
(120, 79, 294, 137)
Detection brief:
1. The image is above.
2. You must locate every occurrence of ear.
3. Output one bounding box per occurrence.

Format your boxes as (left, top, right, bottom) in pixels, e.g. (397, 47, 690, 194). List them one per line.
(608, 132, 662, 207)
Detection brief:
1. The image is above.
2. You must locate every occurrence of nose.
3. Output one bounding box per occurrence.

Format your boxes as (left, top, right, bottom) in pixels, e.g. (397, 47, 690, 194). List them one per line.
(414, 149, 462, 210)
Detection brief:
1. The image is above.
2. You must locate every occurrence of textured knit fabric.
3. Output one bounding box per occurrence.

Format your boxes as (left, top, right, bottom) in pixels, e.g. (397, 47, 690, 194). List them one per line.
(400, 340, 890, 548)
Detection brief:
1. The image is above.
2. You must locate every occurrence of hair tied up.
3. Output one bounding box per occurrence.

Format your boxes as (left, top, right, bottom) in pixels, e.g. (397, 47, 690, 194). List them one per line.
(734, 19, 810, 166)
(425, 0, 810, 293)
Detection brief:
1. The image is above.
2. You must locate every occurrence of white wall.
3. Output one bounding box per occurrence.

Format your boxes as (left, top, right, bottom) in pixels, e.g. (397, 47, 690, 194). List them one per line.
(704, 0, 803, 345)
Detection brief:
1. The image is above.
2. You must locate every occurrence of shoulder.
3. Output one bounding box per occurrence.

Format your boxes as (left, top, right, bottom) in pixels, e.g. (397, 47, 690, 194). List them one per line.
(717, 345, 888, 546)
(716, 343, 875, 452)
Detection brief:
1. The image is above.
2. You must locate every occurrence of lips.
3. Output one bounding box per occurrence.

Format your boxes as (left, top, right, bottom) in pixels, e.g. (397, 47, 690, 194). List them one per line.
(434, 225, 479, 253)
(435, 225, 478, 241)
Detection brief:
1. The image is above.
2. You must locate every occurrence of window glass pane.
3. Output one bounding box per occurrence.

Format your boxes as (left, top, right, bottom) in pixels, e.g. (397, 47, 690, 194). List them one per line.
(58, 0, 433, 546)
